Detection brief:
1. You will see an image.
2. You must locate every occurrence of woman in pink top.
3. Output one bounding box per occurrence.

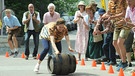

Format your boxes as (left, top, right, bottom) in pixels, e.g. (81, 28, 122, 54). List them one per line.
(73, 1, 88, 60)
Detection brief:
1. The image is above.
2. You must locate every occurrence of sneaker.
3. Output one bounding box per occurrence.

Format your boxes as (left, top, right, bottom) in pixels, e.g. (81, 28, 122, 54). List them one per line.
(105, 61, 110, 65)
(96, 59, 101, 64)
(85, 58, 88, 61)
(129, 63, 132, 67)
(107, 61, 117, 65)
(116, 62, 128, 71)
(33, 56, 37, 59)
(10, 52, 14, 56)
(116, 61, 122, 67)
(101, 58, 109, 62)
(25, 56, 29, 60)
(34, 63, 40, 72)
(13, 51, 18, 58)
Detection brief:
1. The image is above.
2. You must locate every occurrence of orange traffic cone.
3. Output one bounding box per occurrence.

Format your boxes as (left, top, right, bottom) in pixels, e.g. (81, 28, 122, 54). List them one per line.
(100, 62, 106, 70)
(118, 68, 124, 76)
(132, 72, 135, 76)
(36, 54, 40, 60)
(108, 65, 114, 74)
(5, 52, 9, 57)
(76, 59, 78, 64)
(92, 60, 97, 67)
(80, 58, 85, 66)
(21, 52, 25, 58)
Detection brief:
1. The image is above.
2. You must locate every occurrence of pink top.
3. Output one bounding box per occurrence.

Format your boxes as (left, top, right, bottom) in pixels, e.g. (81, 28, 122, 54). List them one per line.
(43, 12, 60, 24)
(125, 6, 135, 23)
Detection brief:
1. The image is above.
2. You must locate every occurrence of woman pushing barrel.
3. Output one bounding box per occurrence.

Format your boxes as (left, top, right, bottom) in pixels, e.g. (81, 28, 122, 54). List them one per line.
(34, 18, 74, 72)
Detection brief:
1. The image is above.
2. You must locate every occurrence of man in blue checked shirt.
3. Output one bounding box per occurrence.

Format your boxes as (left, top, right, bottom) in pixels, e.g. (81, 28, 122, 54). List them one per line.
(3, 9, 21, 58)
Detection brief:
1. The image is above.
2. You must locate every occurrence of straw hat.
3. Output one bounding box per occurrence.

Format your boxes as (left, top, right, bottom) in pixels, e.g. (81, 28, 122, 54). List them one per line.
(91, 1, 97, 6)
(78, 1, 86, 6)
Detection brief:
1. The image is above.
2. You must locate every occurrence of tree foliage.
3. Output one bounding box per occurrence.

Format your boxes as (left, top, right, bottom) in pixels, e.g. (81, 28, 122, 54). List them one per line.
(53, 0, 78, 16)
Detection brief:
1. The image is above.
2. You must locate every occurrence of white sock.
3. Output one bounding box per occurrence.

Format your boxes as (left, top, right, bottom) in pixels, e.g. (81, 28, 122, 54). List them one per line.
(11, 49, 15, 53)
(14, 48, 18, 52)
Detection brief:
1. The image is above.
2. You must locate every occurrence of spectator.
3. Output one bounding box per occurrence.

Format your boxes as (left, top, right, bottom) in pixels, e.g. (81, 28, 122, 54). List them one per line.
(84, 5, 104, 62)
(73, 1, 88, 61)
(42, 3, 60, 56)
(104, 0, 129, 71)
(90, 1, 100, 20)
(94, 8, 116, 65)
(117, 0, 135, 72)
(22, 3, 41, 60)
(3, 9, 21, 57)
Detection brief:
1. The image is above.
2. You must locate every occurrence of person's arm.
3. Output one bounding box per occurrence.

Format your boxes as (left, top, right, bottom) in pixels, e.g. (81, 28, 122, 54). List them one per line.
(43, 13, 48, 25)
(65, 35, 74, 52)
(83, 16, 89, 30)
(22, 12, 30, 24)
(108, 9, 126, 20)
(7, 26, 19, 31)
(108, 4, 127, 20)
(73, 11, 81, 23)
(32, 12, 40, 24)
(94, 18, 101, 33)
(50, 36, 60, 54)
(57, 13, 60, 18)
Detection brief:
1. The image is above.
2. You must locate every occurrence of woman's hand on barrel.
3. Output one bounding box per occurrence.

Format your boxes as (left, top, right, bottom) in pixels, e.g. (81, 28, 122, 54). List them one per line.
(68, 47, 74, 52)
(55, 51, 60, 54)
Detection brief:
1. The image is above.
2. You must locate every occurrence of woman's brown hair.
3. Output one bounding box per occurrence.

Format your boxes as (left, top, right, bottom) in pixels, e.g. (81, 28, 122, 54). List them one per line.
(85, 5, 95, 14)
(119, 0, 127, 10)
(56, 18, 65, 25)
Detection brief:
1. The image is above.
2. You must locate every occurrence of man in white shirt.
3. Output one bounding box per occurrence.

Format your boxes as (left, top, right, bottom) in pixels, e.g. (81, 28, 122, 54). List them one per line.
(22, 3, 41, 60)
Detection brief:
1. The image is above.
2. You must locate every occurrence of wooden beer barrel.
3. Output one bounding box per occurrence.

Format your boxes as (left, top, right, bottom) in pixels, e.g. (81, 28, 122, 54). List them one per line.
(47, 53, 76, 75)
(68, 54, 76, 73)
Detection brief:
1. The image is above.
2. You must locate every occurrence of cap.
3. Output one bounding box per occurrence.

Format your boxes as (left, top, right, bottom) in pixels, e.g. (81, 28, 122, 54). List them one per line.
(98, 8, 106, 15)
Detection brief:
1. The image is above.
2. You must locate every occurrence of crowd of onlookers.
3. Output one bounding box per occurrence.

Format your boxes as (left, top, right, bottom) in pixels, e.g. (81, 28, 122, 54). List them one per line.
(1, 0, 135, 73)
(74, 0, 135, 73)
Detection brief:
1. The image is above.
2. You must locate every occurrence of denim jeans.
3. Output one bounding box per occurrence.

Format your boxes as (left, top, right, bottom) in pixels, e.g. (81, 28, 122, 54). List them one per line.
(48, 43, 53, 56)
(40, 39, 62, 61)
(102, 33, 116, 62)
(25, 30, 39, 57)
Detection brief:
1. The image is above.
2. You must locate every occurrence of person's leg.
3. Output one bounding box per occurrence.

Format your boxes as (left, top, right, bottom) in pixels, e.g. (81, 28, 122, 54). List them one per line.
(118, 29, 130, 63)
(113, 28, 121, 58)
(12, 34, 19, 57)
(108, 33, 116, 65)
(12, 34, 18, 51)
(78, 53, 81, 61)
(34, 39, 50, 72)
(48, 44, 53, 56)
(102, 33, 110, 62)
(24, 31, 32, 59)
(7, 33, 14, 55)
(125, 30, 133, 67)
(33, 31, 39, 58)
(116, 29, 130, 71)
(133, 42, 135, 59)
(39, 39, 50, 61)
(126, 52, 132, 66)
